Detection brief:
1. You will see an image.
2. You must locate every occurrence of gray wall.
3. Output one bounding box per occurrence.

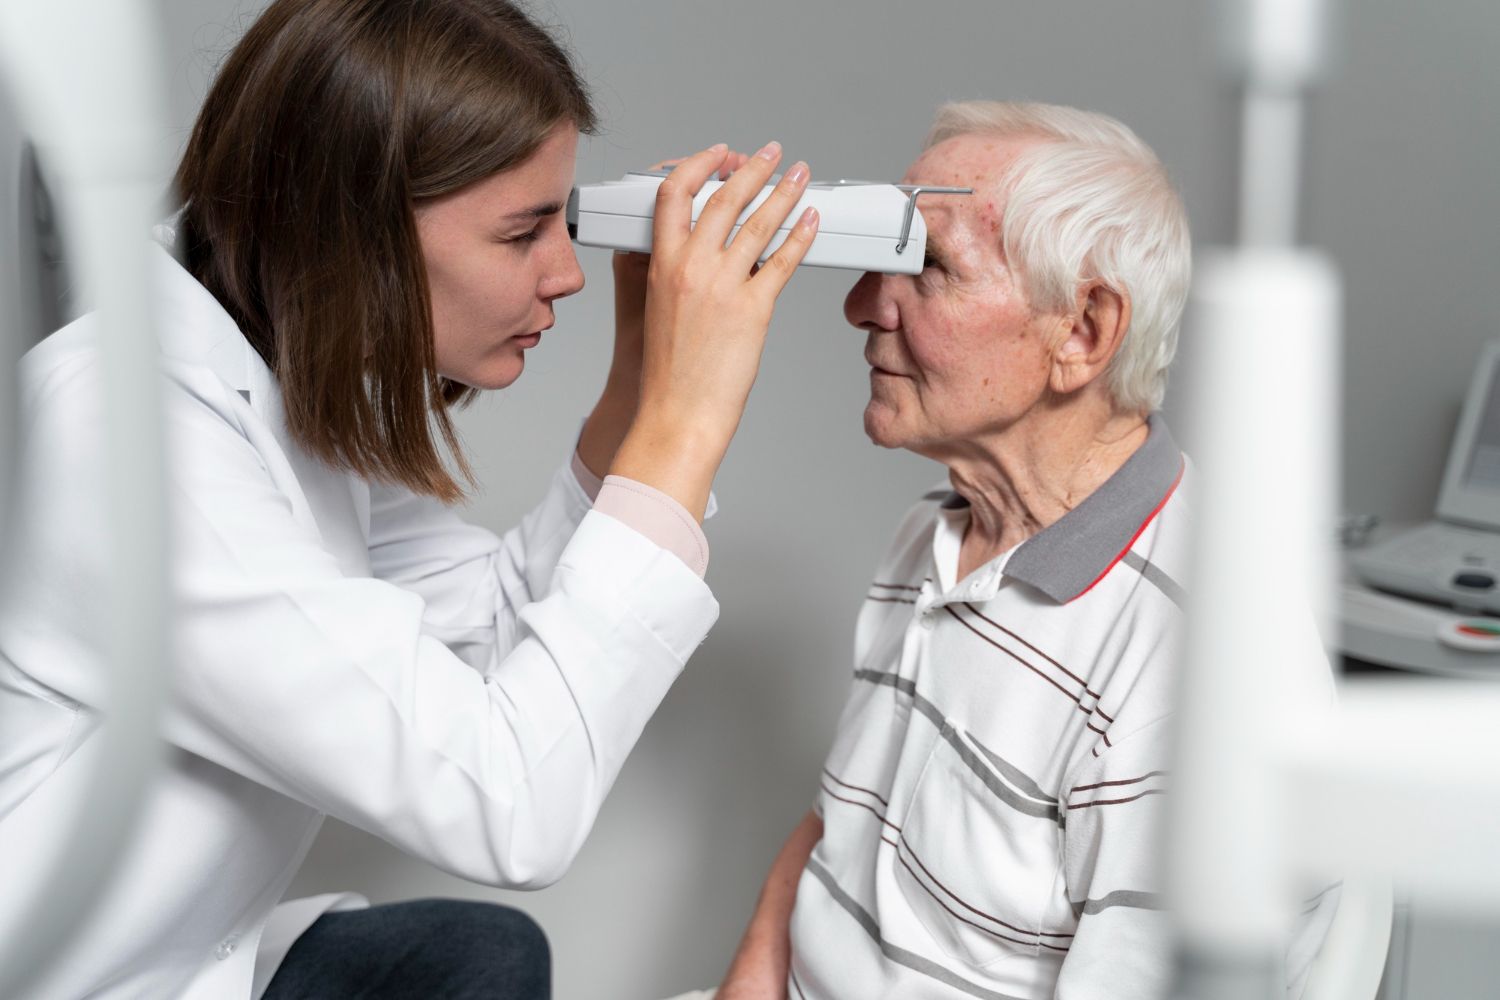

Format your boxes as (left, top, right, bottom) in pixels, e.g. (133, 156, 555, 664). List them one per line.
(152, 2, 1500, 997)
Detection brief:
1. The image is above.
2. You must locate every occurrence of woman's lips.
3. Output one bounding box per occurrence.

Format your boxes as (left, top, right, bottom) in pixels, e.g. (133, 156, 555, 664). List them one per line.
(513, 321, 551, 348)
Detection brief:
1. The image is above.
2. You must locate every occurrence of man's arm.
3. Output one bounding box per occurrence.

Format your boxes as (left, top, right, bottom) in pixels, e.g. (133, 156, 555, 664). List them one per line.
(1055, 721, 1174, 998)
(718, 810, 824, 1000)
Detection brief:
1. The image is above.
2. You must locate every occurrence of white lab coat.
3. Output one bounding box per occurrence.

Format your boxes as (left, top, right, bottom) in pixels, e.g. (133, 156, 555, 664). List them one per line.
(0, 239, 719, 999)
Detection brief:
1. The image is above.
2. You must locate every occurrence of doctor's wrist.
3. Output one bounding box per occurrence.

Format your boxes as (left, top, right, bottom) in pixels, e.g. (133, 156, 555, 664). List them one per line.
(609, 410, 730, 522)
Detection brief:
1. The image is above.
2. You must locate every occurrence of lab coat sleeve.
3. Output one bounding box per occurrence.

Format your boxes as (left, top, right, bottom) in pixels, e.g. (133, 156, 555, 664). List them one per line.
(16, 359, 718, 889)
(364, 459, 593, 671)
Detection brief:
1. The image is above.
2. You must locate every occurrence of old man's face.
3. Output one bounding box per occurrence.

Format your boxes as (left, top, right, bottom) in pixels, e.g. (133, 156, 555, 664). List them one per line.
(844, 134, 1070, 459)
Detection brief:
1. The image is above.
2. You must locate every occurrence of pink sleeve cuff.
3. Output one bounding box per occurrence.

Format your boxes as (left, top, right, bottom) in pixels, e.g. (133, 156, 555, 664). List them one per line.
(593, 475, 710, 578)
(570, 450, 605, 502)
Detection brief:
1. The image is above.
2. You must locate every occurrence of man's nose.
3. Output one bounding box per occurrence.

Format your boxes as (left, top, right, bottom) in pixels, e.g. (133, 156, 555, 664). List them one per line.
(843, 271, 899, 332)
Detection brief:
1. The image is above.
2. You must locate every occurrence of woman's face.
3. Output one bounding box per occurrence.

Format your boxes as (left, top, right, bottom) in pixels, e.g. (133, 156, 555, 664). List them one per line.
(416, 124, 585, 390)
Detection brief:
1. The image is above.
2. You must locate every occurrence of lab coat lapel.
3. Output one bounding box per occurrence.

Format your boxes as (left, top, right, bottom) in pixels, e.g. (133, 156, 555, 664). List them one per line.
(151, 243, 372, 578)
(249, 364, 372, 579)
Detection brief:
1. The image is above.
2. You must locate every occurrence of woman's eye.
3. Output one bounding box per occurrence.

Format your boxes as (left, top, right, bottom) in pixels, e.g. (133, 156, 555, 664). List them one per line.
(505, 229, 540, 245)
(922, 253, 939, 271)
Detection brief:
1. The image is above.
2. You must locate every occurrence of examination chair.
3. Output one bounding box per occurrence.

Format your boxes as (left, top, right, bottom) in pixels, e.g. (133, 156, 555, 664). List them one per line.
(1301, 875, 1395, 1000)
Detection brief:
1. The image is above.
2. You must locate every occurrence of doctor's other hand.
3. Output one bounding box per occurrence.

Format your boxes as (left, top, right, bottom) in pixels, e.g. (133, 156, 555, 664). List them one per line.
(609, 140, 817, 519)
(578, 147, 756, 483)
(610, 147, 752, 357)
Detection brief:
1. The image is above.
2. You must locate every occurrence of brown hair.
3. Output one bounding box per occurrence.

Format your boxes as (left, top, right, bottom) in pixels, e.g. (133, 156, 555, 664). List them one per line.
(174, 0, 597, 502)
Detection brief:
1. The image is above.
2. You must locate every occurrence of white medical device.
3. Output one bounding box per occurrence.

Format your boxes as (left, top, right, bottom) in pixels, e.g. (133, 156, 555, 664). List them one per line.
(1352, 340, 1500, 614)
(566, 170, 971, 274)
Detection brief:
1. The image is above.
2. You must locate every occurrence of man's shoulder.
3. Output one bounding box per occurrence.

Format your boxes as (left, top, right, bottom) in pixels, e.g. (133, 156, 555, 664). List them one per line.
(1111, 454, 1195, 603)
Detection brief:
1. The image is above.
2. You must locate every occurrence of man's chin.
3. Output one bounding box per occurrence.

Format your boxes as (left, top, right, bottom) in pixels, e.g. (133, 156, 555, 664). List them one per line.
(863, 407, 906, 450)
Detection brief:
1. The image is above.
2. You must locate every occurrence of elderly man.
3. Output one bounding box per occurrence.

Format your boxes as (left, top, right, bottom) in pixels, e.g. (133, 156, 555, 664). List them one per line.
(709, 102, 1340, 1000)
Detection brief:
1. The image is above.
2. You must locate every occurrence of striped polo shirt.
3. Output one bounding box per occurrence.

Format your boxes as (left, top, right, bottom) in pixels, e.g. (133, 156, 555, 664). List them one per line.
(786, 416, 1338, 1000)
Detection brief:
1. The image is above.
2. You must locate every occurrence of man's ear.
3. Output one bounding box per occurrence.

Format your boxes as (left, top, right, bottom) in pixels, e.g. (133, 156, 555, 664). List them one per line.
(1049, 281, 1131, 395)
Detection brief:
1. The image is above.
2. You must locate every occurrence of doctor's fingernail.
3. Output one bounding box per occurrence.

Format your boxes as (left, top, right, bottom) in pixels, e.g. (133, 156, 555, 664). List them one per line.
(756, 140, 782, 161)
(784, 161, 808, 184)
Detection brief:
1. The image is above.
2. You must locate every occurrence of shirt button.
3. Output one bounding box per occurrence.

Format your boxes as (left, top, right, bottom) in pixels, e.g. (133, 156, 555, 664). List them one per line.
(919, 611, 936, 630)
(215, 937, 237, 961)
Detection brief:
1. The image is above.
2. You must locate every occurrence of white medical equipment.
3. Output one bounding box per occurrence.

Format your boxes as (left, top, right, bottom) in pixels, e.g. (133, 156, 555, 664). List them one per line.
(1177, 1, 1500, 999)
(567, 171, 971, 274)
(1350, 341, 1500, 614)
(0, 1, 171, 994)
(1342, 569, 1500, 677)
(1168, 0, 1376, 997)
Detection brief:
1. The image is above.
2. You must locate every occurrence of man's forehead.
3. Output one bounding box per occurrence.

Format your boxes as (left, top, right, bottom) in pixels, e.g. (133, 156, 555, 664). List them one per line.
(901, 134, 1028, 188)
(901, 134, 1031, 236)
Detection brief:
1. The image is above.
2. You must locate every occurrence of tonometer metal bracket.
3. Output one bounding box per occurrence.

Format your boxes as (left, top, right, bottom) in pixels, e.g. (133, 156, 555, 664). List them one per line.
(566, 170, 971, 275)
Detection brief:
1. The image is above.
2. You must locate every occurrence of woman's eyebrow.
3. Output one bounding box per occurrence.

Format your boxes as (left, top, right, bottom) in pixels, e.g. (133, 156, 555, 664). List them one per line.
(502, 201, 565, 221)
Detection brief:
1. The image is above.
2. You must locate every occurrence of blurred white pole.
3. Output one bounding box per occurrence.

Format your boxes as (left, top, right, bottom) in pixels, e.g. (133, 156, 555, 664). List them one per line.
(1216, 0, 1341, 246)
(1239, 92, 1303, 247)
(1170, 251, 1342, 999)
(0, 0, 171, 995)
(1168, 1, 1342, 997)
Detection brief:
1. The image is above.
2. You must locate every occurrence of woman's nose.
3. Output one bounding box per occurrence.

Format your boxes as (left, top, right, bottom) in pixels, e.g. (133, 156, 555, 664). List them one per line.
(843, 271, 898, 332)
(540, 231, 586, 301)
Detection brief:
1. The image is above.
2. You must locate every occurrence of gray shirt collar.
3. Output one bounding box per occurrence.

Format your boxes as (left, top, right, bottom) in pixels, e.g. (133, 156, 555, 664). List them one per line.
(939, 414, 1185, 604)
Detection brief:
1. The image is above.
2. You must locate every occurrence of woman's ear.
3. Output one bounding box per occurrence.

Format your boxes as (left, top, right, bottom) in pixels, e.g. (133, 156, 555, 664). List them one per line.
(1049, 281, 1131, 395)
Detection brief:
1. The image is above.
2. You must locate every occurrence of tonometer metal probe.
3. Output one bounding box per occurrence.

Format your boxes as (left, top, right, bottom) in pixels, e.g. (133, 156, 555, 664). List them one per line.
(566, 170, 971, 274)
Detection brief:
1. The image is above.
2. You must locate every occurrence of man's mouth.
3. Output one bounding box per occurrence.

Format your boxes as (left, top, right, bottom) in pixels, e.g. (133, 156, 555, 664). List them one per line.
(866, 355, 906, 378)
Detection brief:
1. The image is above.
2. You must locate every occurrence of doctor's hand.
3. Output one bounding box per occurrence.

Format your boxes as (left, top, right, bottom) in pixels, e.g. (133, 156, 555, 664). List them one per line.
(609, 148, 753, 347)
(577, 150, 751, 481)
(606, 148, 753, 372)
(609, 140, 818, 519)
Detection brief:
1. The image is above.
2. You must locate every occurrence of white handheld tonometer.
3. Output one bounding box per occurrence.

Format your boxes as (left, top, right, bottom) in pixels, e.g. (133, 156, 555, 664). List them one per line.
(566, 169, 971, 274)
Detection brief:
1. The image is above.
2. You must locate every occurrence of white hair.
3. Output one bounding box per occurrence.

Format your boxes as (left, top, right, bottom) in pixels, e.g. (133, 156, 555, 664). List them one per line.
(924, 101, 1192, 413)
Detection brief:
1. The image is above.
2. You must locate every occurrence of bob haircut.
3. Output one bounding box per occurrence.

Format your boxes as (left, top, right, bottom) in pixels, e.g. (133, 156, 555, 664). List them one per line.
(175, 0, 598, 502)
(925, 101, 1191, 414)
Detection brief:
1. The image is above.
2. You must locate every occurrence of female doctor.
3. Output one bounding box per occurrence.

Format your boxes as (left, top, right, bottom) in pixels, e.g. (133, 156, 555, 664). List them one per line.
(0, 0, 820, 997)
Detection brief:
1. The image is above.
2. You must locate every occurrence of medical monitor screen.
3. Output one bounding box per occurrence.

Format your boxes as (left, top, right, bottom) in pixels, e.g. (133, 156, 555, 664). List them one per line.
(1440, 341, 1500, 529)
(1464, 355, 1500, 492)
